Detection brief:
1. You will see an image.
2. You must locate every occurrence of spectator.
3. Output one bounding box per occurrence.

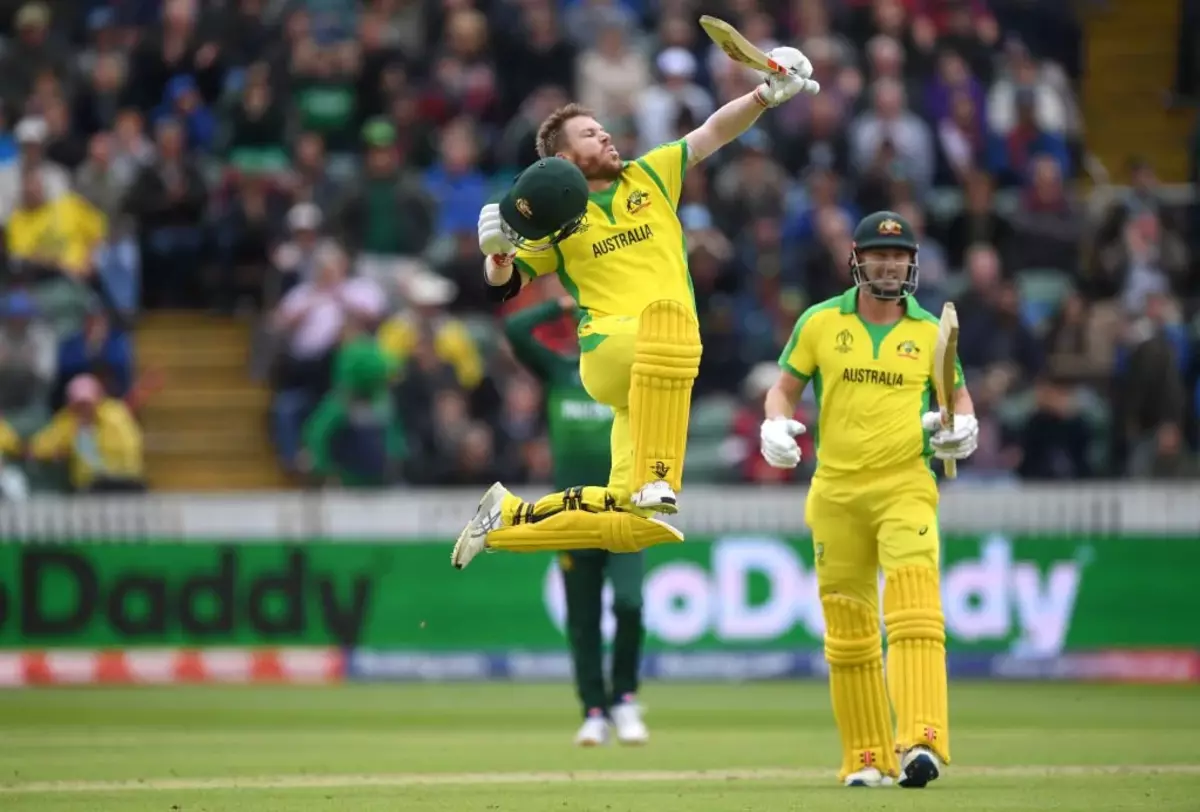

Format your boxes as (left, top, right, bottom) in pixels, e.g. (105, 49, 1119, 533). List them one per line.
(986, 40, 1067, 139)
(635, 47, 714, 155)
(503, 4, 577, 116)
(288, 131, 342, 213)
(0, 291, 57, 436)
(123, 0, 224, 113)
(27, 373, 144, 493)
(1042, 291, 1121, 387)
(712, 128, 788, 234)
(153, 74, 217, 154)
(271, 202, 339, 296)
(576, 20, 649, 126)
(222, 64, 288, 155)
(0, 116, 70, 223)
(6, 166, 106, 281)
(564, 0, 639, 50)
(55, 311, 134, 406)
(986, 87, 1070, 187)
(1115, 293, 1188, 477)
(43, 96, 86, 171)
(335, 118, 434, 284)
(74, 52, 127, 139)
(75, 133, 140, 317)
(109, 109, 155, 191)
(213, 156, 291, 310)
(1016, 377, 1092, 480)
(945, 169, 1014, 269)
(301, 337, 405, 487)
(422, 118, 491, 240)
(0, 2, 74, 114)
(77, 7, 125, 80)
(1094, 210, 1191, 312)
(1009, 154, 1082, 274)
(937, 89, 987, 184)
(378, 271, 483, 392)
(778, 90, 850, 178)
(496, 85, 571, 172)
(0, 416, 28, 500)
(124, 117, 209, 308)
(849, 77, 935, 195)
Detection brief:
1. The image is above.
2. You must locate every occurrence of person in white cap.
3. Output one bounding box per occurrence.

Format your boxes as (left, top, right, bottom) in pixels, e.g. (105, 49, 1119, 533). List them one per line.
(0, 116, 70, 223)
(271, 202, 339, 296)
(635, 47, 715, 154)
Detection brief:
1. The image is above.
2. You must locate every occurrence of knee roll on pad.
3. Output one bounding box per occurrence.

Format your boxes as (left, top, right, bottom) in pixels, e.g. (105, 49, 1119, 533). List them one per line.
(630, 300, 701, 493)
(883, 567, 951, 763)
(821, 594, 898, 780)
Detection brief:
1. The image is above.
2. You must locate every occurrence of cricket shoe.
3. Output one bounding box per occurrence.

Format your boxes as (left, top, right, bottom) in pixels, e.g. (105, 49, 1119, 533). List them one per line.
(898, 746, 942, 788)
(843, 767, 894, 788)
(610, 698, 649, 745)
(631, 480, 677, 515)
(451, 481, 507, 569)
(574, 711, 610, 747)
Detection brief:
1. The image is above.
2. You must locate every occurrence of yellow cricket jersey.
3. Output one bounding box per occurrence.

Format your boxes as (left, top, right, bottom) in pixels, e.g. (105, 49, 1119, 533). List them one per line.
(7, 193, 107, 277)
(513, 140, 695, 344)
(779, 288, 965, 477)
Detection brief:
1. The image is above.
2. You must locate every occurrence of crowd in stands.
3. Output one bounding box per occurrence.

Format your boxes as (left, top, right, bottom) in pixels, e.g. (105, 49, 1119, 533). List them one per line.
(0, 0, 1196, 497)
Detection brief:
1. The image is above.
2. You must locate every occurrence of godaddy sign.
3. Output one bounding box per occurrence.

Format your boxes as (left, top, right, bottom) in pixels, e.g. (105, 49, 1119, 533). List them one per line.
(544, 534, 1187, 656)
(0, 535, 1193, 652)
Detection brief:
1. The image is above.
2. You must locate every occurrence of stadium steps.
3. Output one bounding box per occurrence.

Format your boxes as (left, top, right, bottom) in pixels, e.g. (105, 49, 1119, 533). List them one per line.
(1083, 1, 1192, 183)
(136, 312, 287, 492)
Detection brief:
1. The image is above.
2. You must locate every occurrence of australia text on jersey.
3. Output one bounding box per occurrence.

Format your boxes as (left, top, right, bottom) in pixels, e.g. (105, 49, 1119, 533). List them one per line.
(590, 224, 655, 258)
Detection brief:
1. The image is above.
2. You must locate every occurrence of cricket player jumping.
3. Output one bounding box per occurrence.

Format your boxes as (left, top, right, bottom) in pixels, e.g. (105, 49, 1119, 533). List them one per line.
(760, 211, 979, 789)
(451, 45, 820, 569)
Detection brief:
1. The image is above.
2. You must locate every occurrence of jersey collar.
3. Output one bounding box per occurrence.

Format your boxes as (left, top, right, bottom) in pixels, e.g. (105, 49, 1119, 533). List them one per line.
(838, 287, 921, 319)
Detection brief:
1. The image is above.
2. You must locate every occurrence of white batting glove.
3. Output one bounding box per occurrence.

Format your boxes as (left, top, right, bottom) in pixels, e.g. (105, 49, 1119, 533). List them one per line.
(754, 47, 820, 108)
(760, 417, 807, 469)
(921, 411, 979, 461)
(478, 203, 516, 258)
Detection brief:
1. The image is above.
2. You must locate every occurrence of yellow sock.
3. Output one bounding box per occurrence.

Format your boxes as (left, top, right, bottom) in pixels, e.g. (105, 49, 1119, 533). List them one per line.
(884, 567, 950, 764)
(822, 594, 899, 782)
(628, 300, 701, 493)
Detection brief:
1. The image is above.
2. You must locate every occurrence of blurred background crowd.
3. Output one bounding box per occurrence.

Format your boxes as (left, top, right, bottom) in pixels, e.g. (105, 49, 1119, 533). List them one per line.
(0, 0, 1196, 497)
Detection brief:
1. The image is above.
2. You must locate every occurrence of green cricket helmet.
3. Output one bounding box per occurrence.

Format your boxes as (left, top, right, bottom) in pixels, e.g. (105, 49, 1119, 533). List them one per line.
(849, 210, 920, 300)
(498, 157, 589, 252)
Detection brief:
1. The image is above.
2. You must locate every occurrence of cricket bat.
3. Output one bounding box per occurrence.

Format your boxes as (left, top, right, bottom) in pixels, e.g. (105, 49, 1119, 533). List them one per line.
(933, 303, 959, 479)
(699, 15, 793, 76)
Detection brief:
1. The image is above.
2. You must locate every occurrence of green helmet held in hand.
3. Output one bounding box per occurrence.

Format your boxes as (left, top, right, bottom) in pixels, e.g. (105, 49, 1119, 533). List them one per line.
(499, 157, 590, 252)
(849, 210, 920, 300)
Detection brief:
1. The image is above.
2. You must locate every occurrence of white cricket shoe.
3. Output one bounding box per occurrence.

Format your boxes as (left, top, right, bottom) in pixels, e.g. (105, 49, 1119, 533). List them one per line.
(843, 766, 894, 788)
(898, 746, 942, 788)
(451, 482, 507, 570)
(574, 713, 610, 747)
(631, 480, 677, 514)
(611, 700, 649, 745)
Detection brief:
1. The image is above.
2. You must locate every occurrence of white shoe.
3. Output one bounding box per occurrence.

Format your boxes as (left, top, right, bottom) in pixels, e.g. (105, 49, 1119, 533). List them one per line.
(898, 746, 942, 788)
(631, 480, 677, 514)
(451, 482, 507, 570)
(610, 700, 649, 745)
(843, 766, 893, 787)
(574, 713, 610, 747)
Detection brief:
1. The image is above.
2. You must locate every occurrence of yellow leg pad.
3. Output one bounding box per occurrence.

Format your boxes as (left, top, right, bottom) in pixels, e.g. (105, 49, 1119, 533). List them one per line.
(629, 300, 701, 493)
(884, 567, 951, 764)
(487, 507, 684, 554)
(822, 594, 899, 781)
(499, 487, 620, 528)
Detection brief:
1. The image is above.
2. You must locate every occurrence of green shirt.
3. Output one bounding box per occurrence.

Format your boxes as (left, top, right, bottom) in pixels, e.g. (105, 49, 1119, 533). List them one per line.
(505, 301, 612, 489)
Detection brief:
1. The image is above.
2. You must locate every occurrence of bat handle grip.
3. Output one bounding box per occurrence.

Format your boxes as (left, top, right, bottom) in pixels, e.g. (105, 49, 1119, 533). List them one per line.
(940, 407, 957, 480)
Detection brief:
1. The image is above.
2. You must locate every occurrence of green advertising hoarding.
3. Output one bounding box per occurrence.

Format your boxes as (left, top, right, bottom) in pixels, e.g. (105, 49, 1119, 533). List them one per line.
(1, 535, 1197, 655)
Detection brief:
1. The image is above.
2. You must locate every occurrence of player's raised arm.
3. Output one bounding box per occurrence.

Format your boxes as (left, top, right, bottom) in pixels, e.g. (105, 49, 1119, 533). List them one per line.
(683, 47, 820, 166)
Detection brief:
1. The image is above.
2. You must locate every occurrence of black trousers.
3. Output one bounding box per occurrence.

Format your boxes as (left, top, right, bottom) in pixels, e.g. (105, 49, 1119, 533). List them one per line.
(558, 549, 645, 716)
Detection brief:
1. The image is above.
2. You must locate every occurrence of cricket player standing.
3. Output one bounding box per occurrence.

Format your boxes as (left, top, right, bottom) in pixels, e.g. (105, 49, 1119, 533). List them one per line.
(760, 211, 979, 789)
(451, 45, 820, 568)
(505, 297, 648, 746)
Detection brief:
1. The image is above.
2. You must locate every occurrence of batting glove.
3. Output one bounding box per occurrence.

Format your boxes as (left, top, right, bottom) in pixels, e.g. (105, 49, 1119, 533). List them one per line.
(760, 417, 807, 469)
(921, 411, 979, 460)
(478, 203, 516, 258)
(754, 47, 821, 108)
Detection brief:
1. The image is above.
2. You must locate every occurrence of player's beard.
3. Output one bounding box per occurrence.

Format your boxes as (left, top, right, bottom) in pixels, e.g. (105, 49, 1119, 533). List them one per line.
(578, 149, 623, 181)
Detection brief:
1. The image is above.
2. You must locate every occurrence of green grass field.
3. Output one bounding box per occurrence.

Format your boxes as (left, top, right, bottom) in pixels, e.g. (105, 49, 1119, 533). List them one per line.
(1, 682, 1198, 811)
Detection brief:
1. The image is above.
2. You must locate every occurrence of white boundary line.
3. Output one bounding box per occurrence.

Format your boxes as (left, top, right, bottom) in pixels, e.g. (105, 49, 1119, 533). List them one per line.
(3, 765, 1200, 794)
